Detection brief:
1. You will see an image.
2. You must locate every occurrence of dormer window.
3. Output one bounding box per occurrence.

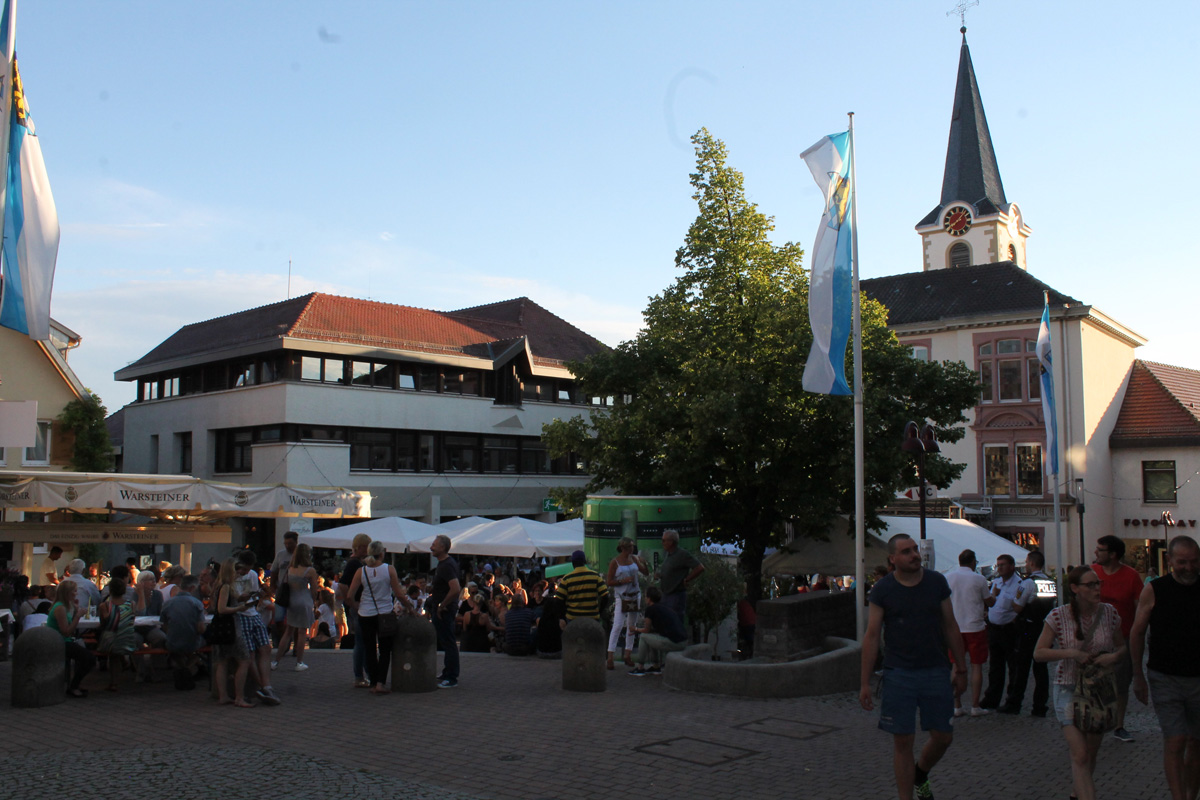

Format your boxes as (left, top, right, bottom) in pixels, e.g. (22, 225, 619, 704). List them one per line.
(949, 242, 970, 268)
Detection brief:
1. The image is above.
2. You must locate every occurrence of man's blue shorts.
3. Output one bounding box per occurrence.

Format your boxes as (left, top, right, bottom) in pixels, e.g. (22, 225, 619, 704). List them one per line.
(878, 666, 955, 735)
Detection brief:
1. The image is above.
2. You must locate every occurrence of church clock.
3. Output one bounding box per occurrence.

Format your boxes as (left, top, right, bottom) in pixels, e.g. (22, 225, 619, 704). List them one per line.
(942, 205, 973, 236)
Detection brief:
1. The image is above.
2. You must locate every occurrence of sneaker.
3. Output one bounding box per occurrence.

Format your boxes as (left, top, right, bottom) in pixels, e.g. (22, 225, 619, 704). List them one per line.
(953, 707, 968, 718)
(969, 707, 994, 717)
(646, 664, 663, 675)
(293, 662, 308, 672)
(915, 777, 935, 800)
(437, 678, 457, 688)
(1113, 727, 1134, 743)
(628, 667, 651, 676)
(270, 661, 278, 671)
(256, 688, 281, 706)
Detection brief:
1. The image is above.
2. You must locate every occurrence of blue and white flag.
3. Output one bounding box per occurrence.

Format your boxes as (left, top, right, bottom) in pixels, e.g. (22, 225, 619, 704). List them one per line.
(1036, 299, 1058, 476)
(801, 131, 853, 395)
(0, 53, 59, 340)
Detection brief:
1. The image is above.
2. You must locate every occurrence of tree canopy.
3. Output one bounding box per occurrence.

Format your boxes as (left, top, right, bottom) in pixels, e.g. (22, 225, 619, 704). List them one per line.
(58, 391, 113, 472)
(543, 129, 978, 598)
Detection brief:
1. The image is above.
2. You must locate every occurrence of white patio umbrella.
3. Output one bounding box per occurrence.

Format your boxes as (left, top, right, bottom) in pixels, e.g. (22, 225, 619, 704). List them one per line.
(300, 515, 436, 552)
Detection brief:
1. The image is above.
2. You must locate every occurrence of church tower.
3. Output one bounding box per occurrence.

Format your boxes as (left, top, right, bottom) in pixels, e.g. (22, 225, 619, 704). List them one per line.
(916, 29, 1031, 271)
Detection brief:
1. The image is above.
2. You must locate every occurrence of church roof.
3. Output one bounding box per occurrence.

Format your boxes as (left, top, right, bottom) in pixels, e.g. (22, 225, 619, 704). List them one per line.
(1110, 360, 1200, 448)
(917, 31, 1008, 227)
(119, 293, 607, 375)
(860, 261, 1077, 326)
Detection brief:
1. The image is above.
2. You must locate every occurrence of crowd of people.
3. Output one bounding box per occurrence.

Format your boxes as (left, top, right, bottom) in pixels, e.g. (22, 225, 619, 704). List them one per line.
(5, 527, 706, 703)
(862, 532, 1200, 800)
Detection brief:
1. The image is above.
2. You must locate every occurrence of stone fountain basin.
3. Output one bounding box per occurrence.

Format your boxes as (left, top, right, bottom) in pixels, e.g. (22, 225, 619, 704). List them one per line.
(662, 636, 861, 698)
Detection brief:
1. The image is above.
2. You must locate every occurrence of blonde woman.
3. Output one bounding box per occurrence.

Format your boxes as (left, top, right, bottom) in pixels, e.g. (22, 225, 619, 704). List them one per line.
(346, 540, 415, 694)
(606, 537, 648, 670)
(213, 558, 255, 708)
(47, 580, 95, 698)
(275, 543, 318, 672)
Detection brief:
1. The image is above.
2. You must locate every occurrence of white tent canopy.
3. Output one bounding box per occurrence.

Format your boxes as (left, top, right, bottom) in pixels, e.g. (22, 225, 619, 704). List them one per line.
(409, 516, 583, 558)
(300, 516, 436, 551)
(763, 515, 1030, 577)
(0, 470, 371, 520)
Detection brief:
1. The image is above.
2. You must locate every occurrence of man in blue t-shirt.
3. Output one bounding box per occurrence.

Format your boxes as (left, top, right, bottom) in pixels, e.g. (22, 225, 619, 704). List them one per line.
(860, 534, 966, 800)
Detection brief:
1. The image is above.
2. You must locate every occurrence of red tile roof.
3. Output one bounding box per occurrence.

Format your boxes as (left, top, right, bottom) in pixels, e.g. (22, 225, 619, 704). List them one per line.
(1110, 360, 1200, 447)
(121, 293, 607, 373)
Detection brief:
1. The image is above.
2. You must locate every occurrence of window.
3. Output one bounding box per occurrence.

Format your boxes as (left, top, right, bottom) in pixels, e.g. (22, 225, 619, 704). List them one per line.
(350, 430, 394, 471)
(372, 362, 398, 390)
(163, 376, 180, 397)
(521, 441, 552, 474)
(300, 356, 344, 383)
(949, 242, 970, 268)
(351, 361, 373, 387)
(984, 445, 1010, 496)
(979, 362, 993, 403)
(910, 345, 929, 361)
(1144, 461, 1177, 504)
(417, 365, 440, 392)
(1016, 444, 1043, 496)
(1008, 243, 1017, 262)
(233, 362, 256, 387)
(301, 356, 323, 381)
(397, 365, 417, 390)
(178, 432, 192, 474)
(482, 437, 519, 473)
(443, 371, 463, 394)
(442, 435, 479, 472)
(215, 430, 253, 473)
(1028, 360, 1041, 400)
(24, 421, 50, 465)
(999, 359, 1022, 401)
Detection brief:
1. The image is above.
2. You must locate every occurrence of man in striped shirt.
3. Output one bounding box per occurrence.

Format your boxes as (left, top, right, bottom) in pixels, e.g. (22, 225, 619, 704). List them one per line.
(556, 550, 608, 622)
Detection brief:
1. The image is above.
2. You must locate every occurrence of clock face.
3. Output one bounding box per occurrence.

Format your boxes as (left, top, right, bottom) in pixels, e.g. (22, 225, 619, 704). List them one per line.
(943, 205, 972, 236)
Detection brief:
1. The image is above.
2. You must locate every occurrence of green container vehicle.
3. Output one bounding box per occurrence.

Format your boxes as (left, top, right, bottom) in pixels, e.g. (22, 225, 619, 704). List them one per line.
(582, 495, 701, 574)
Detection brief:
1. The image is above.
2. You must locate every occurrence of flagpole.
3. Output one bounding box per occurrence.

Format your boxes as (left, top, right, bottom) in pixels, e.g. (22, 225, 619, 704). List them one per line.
(1046, 290, 1064, 603)
(849, 112, 866, 640)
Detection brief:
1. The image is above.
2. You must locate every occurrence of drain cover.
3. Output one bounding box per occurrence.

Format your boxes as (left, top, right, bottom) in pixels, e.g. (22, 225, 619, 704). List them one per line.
(734, 717, 839, 740)
(634, 737, 758, 766)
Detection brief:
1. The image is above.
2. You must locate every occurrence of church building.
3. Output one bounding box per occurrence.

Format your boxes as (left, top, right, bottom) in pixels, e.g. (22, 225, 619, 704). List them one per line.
(861, 29, 1191, 572)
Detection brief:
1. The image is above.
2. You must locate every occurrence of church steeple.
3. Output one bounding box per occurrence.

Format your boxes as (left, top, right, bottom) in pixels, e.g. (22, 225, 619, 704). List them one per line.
(916, 28, 1030, 272)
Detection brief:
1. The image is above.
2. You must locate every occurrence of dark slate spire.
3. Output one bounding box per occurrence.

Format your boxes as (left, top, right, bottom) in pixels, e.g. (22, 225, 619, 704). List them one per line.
(918, 29, 1007, 225)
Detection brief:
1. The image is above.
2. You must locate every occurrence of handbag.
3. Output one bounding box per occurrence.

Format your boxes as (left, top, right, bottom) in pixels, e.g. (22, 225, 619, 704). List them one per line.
(364, 565, 399, 637)
(275, 577, 291, 609)
(620, 595, 640, 613)
(204, 612, 237, 646)
(1070, 611, 1119, 733)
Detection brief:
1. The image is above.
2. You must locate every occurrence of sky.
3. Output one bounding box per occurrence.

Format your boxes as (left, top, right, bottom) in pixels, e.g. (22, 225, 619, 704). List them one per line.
(12, 1, 1200, 410)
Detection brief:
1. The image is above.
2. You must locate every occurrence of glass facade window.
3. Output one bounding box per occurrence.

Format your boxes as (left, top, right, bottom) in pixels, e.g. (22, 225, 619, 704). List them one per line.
(521, 442, 552, 474)
(397, 366, 416, 390)
(482, 437, 519, 473)
(984, 445, 1009, 496)
(1016, 443, 1043, 496)
(417, 366, 440, 392)
(301, 356, 323, 381)
(373, 362, 397, 390)
(351, 361, 373, 386)
(443, 435, 479, 472)
(350, 430, 394, 471)
(1143, 460, 1177, 503)
(443, 372, 463, 394)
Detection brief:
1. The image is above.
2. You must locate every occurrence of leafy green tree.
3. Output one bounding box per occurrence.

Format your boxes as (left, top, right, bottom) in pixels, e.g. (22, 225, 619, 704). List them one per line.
(58, 391, 113, 472)
(688, 552, 743, 650)
(544, 129, 978, 601)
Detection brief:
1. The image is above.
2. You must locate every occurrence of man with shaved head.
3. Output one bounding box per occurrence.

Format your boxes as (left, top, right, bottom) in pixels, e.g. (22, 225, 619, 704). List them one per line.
(861, 534, 966, 800)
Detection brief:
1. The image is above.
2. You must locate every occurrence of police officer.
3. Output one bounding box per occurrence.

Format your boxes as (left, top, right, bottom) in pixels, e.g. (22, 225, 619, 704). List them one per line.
(1002, 550, 1056, 716)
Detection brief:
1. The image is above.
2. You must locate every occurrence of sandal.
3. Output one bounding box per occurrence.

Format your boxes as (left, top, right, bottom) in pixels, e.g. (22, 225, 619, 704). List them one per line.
(354, 679, 371, 689)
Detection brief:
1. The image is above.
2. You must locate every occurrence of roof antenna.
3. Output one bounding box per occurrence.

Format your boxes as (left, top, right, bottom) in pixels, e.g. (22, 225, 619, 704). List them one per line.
(946, 0, 978, 36)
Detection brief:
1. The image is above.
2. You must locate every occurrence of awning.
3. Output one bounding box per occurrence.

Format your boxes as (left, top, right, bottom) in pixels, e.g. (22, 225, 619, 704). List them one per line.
(0, 470, 371, 521)
(409, 516, 582, 558)
(300, 516, 437, 551)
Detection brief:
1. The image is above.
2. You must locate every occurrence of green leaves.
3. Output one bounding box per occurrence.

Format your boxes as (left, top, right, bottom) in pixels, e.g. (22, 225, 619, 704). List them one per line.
(543, 130, 978, 600)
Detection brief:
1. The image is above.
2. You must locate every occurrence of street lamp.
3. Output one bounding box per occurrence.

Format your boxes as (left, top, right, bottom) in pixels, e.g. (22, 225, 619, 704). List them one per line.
(901, 421, 940, 542)
(1075, 477, 1085, 565)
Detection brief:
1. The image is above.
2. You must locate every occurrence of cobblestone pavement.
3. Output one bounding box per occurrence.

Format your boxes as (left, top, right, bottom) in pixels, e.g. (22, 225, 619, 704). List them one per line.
(0, 651, 1168, 799)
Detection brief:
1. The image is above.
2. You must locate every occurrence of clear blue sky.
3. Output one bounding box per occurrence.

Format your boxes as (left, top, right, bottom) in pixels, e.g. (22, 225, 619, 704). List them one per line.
(16, 1, 1200, 410)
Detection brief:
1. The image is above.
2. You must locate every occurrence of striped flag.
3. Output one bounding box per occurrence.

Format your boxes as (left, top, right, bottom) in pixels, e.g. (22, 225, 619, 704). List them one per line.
(1036, 296, 1058, 476)
(0, 49, 59, 340)
(801, 131, 853, 395)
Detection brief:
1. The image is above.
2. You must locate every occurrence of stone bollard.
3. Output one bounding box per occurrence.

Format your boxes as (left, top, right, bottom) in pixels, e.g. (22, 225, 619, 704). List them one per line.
(12, 627, 66, 708)
(391, 615, 437, 693)
(562, 617, 606, 692)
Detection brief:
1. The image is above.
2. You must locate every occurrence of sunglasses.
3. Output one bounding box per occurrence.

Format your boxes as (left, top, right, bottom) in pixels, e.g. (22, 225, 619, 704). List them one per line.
(1075, 580, 1100, 588)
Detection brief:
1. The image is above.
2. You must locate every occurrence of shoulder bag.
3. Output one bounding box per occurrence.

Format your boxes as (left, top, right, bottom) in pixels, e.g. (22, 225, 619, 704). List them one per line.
(1071, 609, 1119, 734)
(275, 573, 292, 609)
(364, 565, 399, 638)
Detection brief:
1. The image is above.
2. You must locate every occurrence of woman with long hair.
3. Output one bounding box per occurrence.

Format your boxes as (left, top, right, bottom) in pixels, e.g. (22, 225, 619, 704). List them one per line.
(1034, 565, 1127, 800)
(213, 557, 255, 707)
(346, 540, 414, 694)
(47, 580, 95, 698)
(605, 537, 648, 670)
(96, 578, 138, 692)
(275, 543, 318, 672)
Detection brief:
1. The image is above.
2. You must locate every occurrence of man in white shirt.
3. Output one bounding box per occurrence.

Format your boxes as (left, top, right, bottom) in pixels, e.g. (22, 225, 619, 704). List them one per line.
(40, 546, 63, 584)
(63, 558, 101, 609)
(945, 549, 995, 716)
(981, 553, 1023, 710)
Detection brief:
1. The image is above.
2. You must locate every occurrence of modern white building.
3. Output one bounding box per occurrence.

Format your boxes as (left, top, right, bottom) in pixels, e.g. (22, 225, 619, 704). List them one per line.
(114, 293, 607, 558)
